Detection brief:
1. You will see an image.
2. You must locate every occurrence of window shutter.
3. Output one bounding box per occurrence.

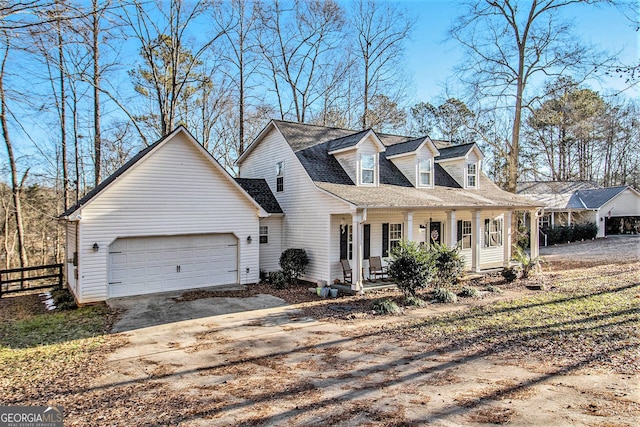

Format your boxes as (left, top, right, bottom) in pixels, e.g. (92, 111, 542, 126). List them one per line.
(364, 224, 371, 259)
(457, 220, 463, 246)
(484, 219, 490, 247)
(340, 226, 348, 260)
(382, 223, 389, 257)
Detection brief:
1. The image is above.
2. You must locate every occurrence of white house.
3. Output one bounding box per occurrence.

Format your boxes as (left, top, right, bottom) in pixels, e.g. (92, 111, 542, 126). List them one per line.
(237, 120, 543, 291)
(59, 127, 274, 304)
(518, 181, 640, 237)
(62, 122, 544, 303)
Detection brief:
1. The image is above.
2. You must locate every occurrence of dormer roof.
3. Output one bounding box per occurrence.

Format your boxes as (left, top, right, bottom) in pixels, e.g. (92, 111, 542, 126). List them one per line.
(327, 129, 385, 155)
(385, 136, 440, 159)
(436, 142, 484, 162)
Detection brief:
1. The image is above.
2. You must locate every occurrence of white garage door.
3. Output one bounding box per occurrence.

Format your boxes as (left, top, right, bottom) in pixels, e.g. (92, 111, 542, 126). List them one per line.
(109, 234, 238, 298)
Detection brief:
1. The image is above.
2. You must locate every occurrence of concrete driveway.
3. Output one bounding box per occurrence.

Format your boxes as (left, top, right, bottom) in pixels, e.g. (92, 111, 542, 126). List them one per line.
(107, 285, 289, 332)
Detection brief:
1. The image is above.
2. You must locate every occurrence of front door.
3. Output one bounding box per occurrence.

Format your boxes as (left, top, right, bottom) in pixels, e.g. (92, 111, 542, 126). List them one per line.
(429, 222, 442, 244)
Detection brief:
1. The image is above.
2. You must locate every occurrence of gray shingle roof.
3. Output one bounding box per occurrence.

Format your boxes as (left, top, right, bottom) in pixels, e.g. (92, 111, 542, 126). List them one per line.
(517, 181, 599, 195)
(235, 178, 284, 214)
(271, 120, 540, 209)
(327, 129, 371, 152)
(384, 137, 426, 157)
(436, 143, 475, 161)
(567, 186, 628, 209)
(316, 175, 540, 209)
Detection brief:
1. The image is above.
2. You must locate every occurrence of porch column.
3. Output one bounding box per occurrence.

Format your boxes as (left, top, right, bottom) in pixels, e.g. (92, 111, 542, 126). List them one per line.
(551, 211, 555, 228)
(503, 211, 512, 267)
(530, 209, 539, 260)
(351, 213, 363, 292)
(447, 210, 457, 247)
(405, 211, 414, 242)
(471, 210, 481, 272)
(567, 211, 572, 226)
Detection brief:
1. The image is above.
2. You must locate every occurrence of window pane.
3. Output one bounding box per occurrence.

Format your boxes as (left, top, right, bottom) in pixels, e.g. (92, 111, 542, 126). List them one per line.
(420, 172, 431, 186)
(276, 161, 283, 176)
(362, 155, 375, 169)
(362, 170, 374, 184)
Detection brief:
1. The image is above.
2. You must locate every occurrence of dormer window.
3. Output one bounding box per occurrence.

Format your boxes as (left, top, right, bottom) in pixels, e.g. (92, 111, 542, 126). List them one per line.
(361, 154, 375, 185)
(418, 159, 432, 187)
(466, 163, 477, 188)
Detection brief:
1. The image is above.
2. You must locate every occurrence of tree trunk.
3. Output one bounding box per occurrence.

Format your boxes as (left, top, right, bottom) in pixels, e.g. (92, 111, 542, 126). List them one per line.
(56, 3, 68, 210)
(92, 0, 101, 186)
(0, 43, 28, 268)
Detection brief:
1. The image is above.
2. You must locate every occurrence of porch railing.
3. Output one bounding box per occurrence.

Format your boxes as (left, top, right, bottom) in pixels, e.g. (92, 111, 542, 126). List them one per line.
(539, 229, 548, 247)
(0, 264, 63, 297)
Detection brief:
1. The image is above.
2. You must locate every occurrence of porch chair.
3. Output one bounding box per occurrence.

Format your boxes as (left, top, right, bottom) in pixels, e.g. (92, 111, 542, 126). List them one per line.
(340, 259, 352, 284)
(368, 256, 388, 281)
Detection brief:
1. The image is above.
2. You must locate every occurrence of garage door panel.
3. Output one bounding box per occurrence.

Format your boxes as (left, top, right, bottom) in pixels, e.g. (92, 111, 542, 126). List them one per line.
(109, 234, 238, 298)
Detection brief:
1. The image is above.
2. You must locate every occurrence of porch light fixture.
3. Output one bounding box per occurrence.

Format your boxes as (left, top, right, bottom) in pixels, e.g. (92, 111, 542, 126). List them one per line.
(92, 243, 99, 252)
(247, 235, 252, 244)
(419, 224, 426, 231)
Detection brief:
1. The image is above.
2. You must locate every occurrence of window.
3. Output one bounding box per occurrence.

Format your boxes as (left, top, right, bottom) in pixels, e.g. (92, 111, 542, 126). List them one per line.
(259, 226, 268, 244)
(539, 214, 551, 230)
(419, 159, 432, 186)
(276, 161, 284, 192)
(339, 224, 370, 260)
(361, 154, 375, 184)
(467, 163, 477, 188)
(457, 220, 472, 249)
(484, 218, 503, 247)
(382, 223, 403, 257)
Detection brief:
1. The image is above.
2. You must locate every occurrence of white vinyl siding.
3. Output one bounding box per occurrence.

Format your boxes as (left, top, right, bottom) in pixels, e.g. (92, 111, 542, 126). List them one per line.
(65, 221, 78, 295)
(389, 147, 435, 188)
(74, 132, 260, 303)
(258, 216, 283, 273)
(239, 126, 350, 282)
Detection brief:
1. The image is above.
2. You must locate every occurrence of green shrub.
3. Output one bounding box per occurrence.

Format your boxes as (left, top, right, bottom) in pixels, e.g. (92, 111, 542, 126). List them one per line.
(404, 295, 426, 307)
(388, 241, 435, 298)
(433, 287, 457, 303)
(459, 286, 479, 298)
(501, 266, 519, 283)
(371, 298, 403, 315)
(279, 248, 310, 284)
(546, 222, 598, 245)
(429, 243, 465, 288)
(269, 271, 287, 289)
(486, 285, 502, 293)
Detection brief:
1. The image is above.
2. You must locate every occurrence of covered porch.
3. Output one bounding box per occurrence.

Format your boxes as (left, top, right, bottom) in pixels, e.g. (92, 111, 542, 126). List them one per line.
(330, 207, 540, 293)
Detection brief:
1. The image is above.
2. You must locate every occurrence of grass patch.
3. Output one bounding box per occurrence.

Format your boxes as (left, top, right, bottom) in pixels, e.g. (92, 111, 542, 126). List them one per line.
(0, 295, 118, 405)
(395, 264, 640, 373)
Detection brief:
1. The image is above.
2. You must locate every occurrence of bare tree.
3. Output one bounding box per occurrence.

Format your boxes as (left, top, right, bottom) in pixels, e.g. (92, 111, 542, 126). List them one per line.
(213, 0, 260, 154)
(0, 36, 28, 268)
(124, 0, 225, 137)
(451, 0, 612, 192)
(256, 0, 346, 123)
(352, 0, 413, 130)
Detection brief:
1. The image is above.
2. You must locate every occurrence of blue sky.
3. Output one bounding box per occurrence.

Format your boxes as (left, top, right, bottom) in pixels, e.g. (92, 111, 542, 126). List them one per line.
(400, 0, 639, 103)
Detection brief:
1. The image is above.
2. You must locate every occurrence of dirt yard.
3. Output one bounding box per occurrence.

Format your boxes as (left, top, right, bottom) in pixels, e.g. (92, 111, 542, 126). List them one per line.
(2, 237, 638, 426)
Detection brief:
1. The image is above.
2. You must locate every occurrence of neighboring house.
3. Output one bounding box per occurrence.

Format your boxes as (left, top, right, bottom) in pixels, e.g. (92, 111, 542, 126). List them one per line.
(59, 127, 273, 304)
(517, 181, 640, 238)
(237, 120, 543, 290)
